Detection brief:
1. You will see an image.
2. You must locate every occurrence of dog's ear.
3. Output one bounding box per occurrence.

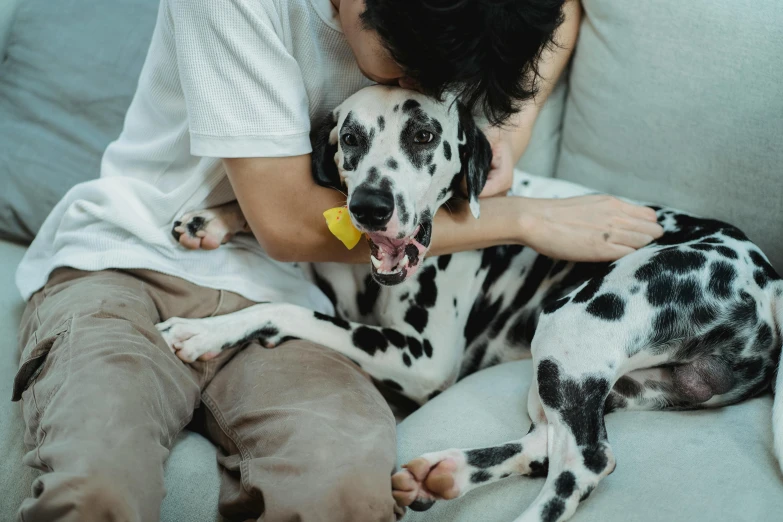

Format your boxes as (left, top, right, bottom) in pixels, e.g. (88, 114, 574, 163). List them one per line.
(311, 109, 342, 191)
(457, 103, 493, 219)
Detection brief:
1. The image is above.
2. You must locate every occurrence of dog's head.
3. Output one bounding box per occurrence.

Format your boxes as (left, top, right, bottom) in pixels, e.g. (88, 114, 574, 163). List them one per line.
(312, 85, 493, 285)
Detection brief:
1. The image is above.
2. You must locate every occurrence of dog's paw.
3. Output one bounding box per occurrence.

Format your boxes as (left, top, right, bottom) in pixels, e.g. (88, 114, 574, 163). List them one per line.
(392, 450, 469, 511)
(156, 317, 224, 363)
(171, 209, 237, 251)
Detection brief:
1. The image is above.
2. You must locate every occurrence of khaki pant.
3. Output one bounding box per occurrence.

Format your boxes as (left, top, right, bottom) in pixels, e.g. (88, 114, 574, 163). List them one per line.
(13, 268, 398, 522)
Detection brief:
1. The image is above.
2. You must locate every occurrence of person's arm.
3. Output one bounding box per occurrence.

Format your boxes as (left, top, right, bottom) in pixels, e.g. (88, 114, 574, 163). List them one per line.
(225, 153, 662, 264)
(481, 0, 582, 196)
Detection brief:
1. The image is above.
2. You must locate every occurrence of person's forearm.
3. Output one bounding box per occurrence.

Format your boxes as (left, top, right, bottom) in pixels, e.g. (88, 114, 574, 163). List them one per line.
(501, 0, 582, 162)
(225, 156, 524, 264)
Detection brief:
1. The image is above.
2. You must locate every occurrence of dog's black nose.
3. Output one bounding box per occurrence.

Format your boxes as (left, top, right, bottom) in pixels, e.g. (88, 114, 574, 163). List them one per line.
(349, 186, 394, 229)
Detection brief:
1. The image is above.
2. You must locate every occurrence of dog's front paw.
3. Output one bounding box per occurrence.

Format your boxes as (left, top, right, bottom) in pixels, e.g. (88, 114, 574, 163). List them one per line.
(171, 207, 244, 251)
(392, 450, 469, 511)
(156, 317, 225, 363)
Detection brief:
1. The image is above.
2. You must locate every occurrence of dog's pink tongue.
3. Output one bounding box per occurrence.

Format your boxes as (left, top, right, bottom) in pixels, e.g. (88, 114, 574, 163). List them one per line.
(370, 234, 407, 272)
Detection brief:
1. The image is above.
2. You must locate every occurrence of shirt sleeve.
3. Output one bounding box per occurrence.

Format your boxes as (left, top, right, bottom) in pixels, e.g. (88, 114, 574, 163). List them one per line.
(171, 0, 312, 158)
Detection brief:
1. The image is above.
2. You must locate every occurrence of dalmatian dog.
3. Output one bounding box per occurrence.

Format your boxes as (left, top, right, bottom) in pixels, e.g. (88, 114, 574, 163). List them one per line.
(157, 85, 783, 522)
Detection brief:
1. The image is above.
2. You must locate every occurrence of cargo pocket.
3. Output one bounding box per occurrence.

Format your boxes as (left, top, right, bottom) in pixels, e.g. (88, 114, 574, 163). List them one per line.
(12, 322, 69, 402)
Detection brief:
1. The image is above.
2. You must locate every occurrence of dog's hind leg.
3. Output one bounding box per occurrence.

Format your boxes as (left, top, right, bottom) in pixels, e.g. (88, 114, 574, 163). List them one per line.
(393, 379, 551, 511)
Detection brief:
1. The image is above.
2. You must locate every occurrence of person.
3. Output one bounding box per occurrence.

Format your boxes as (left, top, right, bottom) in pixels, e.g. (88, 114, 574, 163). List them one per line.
(12, 0, 663, 521)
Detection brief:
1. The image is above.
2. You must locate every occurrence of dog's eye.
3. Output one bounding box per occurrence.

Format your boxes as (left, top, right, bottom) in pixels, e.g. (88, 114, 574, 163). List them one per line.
(414, 131, 433, 144)
(342, 133, 357, 146)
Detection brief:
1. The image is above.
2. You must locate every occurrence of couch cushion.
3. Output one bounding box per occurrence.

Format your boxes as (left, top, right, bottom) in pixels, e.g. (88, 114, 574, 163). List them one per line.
(397, 360, 783, 521)
(0, 0, 22, 58)
(0, 0, 158, 243)
(556, 0, 783, 270)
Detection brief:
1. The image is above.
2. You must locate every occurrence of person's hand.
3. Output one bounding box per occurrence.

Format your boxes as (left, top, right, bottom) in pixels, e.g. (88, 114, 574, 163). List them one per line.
(479, 127, 516, 197)
(517, 195, 664, 262)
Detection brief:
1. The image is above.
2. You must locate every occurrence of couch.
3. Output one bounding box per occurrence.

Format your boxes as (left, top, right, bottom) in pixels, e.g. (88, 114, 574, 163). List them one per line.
(2, 1, 782, 521)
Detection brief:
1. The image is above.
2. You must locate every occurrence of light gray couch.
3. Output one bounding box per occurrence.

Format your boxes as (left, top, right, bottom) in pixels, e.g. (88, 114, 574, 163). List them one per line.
(2, 1, 782, 521)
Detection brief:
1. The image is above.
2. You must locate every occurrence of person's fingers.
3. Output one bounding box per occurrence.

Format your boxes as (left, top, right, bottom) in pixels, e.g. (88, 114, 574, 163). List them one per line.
(201, 236, 222, 250)
(624, 217, 664, 238)
(621, 202, 659, 222)
(594, 242, 636, 262)
(179, 233, 201, 250)
(605, 229, 655, 250)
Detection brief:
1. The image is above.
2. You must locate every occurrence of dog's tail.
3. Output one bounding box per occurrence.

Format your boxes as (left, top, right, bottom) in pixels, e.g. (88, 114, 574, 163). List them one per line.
(771, 280, 783, 474)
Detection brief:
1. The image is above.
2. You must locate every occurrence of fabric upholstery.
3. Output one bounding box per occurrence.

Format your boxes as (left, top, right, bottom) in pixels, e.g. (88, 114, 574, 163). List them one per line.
(397, 360, 783, 521)
(556, 0, 783, 270)
(0, 0, 159, 243)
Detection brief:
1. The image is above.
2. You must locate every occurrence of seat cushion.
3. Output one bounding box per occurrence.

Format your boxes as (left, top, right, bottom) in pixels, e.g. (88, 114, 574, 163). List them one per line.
(0, 0, 159, 243)
(0, 241, 221, 521)
(397, 360, 782, 521)
(556, 0, 783, 270)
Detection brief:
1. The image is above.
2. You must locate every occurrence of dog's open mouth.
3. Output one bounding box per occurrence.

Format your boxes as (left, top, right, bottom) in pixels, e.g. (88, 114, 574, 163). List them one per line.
(367, 225, 429, 285)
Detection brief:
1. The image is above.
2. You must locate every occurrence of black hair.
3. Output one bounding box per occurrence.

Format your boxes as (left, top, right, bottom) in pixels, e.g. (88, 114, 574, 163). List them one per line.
(361, 0, 566, 126)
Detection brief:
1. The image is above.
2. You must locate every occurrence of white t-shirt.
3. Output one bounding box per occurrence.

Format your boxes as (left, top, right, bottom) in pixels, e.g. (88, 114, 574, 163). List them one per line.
(15, 0, 371, 313)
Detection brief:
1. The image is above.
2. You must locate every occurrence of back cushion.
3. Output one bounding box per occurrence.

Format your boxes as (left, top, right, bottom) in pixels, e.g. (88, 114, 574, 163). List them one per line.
(0, 0, 159, 243)
(556, 0, 783, 270)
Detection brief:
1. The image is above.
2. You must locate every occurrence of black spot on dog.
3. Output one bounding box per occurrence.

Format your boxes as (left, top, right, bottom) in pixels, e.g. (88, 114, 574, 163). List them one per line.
(437, 187, 451, 202)
(407, 336, 423, 358)
(415, 266, 438, 308)
(582, 445, 609, 474)
(500, 472, 512, 479)
(649, 307, 688, 346)
(229, 324, 280, 350)
(691, 304, 717, 326)
(470, 470, 492, 483)
(580, 485, 595, 501)
(459, 341, 488, 378)
(538, 359, 611, 446)
(749, 250, 780, 288)
(423, 339, 433, 358)
(511, 254, 555, 309)
(541, 498, 565, 522)
(437, 254, 452, 271)
(382, 328, 407, 348)
(573, 276, 604, 304)
(171, 221, 183, 241)
(729, 290, 758, 325)
(506, 312, 538, 347)
(357, 274, 381, 316)
(629, 285, 640, 294)
(674, 277, 701, 305)
(542, 296, 570, 315)
(555, 471, 576, 498)
(340, 111, 374, 171)
(403, 353, 412, 367)
(313, 311, 350, 330)
(352, 327, 388, 355)
(428, 164, 436, 175)
(393, 104, 400, 112)
(186, 216, 206, 237)
(377, 115, 385, 131)
(550, 260, 569, 278)
(427, 390, 442, 401)
(386, 157, 398, 170)
(586, 293, 625, 321)
(465, 296, 501, 346)
(312, 270, 338, 307)
(708, 261, 736, 299)
(453, 298, 458, 308)
(645, 273, 675, 307)
(381, 378, 402, 391)
(614, 376, 642, 397)
(529, 458, 549, 478)
(395, 194, 410, 226)
(635, 249, 707, 281)
(400, 292, 410, 301)
(366, 166, 380, 183)
(443, 140, 452, 160)
(466, 443, 523, 468)
(480, 245, 526, 294)
(402, 99, 420, 112)
(715, 246, 738, 259)
(489, 309, 513, 339)
(405, 305, 429, 333)
(603, 392, 627, 414)
(755, 322, 774, 350)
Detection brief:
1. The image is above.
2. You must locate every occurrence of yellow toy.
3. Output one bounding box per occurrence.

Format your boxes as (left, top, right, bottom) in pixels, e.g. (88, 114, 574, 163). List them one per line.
(323, 206, 363, 249)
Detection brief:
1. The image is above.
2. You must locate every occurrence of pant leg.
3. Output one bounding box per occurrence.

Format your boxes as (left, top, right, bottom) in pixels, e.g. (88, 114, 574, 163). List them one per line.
(13, 269, 203, 522)
(202, 340, 399, 522)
